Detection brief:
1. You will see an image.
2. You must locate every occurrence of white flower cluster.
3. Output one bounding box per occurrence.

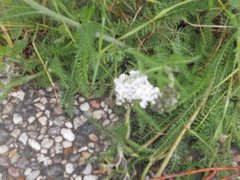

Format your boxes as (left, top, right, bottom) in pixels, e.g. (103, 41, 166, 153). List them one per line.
(114, 70, 161, 108)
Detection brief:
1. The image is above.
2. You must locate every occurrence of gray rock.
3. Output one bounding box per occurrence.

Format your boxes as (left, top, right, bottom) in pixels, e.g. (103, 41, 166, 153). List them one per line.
(70, 154, 80, 162)
(26, 170, 40, 180)
(52, 155, 62, 163)
(44, 164, 64, 176)
(0, 129, 9, 144)
(53, 116, 65, 127)
(61, 128, 75, 142)
(0, 157, 9, 167)
(10, 90, 25, 101)
(48, 126, 61, 136)
(2, 103, 13, 115)
(15, 157, 29, 169)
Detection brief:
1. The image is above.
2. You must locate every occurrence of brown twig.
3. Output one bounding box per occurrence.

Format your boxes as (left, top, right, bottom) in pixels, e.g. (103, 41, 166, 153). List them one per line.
(152, 166, 240, 180)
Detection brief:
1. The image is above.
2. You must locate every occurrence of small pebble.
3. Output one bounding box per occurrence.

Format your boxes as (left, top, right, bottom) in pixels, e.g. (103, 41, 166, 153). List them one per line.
(26, 170, 40, 180)
(65, 122, 73, 129)
(63, 141, 72, 148)
(10, 90, 25, 101)
(19, 132, 28, 145)
(8, 167, 20, 177)
(41, 138, 54, 149)
(83, 175, 98, 180)
(34, 103, 45, 111)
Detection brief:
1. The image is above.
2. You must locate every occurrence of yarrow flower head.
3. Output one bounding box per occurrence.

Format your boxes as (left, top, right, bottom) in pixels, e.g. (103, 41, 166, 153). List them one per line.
(114, 70, 161, 108)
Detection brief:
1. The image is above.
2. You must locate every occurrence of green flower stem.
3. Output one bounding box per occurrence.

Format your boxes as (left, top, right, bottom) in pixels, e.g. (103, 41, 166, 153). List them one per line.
(125, 104, 131, 139)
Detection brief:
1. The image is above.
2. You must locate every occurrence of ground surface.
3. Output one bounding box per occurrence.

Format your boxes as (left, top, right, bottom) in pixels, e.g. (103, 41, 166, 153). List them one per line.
(0, 85, 119, 180)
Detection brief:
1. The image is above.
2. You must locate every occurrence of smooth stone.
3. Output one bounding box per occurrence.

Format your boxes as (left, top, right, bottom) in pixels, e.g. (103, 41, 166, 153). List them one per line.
(28, 131, 38, 139)
(15, 157, 29, 169)
(11, 128, 21, 138)
(38, 116, 47, 126)
(70, 154, 80, 162)
(0, 145, 8, 154)
(13, 114, 23, 124)
(8, 167, 20, 177)
(41, 138, 54, 149)
(26, 170, 40, 180)
(83, 164, 92, 175)
(92, 110, 105, 120)
(53, 116, 65, 127)
(34, 103, 45, 111)
(10, 90, 25, 101)
(44, 164, 64, 176)
(83, 175, 98, 180)
(36, 112, 43, 118)
(19, 132, 28, 145)
(0, 129, 9, 144)
(28, 139, 41, 151)
(80, 102, 90, 112)
(65, 163, 74, 174)
(55, 143, 63, 154)
(61, 128, 75, 142)
(78, 97, 85, 102)
(45, 110, 51, 118)
(102, 119, 110, 126)
(82, 151, 91, 160)
(28, 116, 36, 124)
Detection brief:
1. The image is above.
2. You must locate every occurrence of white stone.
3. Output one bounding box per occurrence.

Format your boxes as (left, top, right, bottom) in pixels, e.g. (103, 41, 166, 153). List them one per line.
(65, 122, 73, 129)
(92, 110, 105, 120)
(19, 132, 28, 145)
(83, 175, 98, 180)
(61, 128, 75, 142)
(28, 116, 36, 124)
(0, 145, 8, 154)
(24, 168, 32, 176)
(26, 170, 40, 180)
(55, 136, 63, 143)
(28, 139, 41, 151)
(13, 114, 23, 124)
(34, 103, 45, 110)
(65, 163, 74, 174)
(80, 102, 90, 112)
(38, 116, 47, 126)
(62, 141, 72, 148)
(83, 164, 92, 175)
(41, 138, 54, 149)
(10, 90, 25, 101)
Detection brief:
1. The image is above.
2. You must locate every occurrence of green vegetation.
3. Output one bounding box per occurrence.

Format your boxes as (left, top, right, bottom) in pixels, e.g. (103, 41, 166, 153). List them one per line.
(1, 0, 240, 179)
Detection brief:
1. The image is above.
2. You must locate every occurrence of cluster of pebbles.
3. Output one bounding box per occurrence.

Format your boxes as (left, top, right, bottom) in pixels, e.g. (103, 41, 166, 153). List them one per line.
(0, 85, 119, 180)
